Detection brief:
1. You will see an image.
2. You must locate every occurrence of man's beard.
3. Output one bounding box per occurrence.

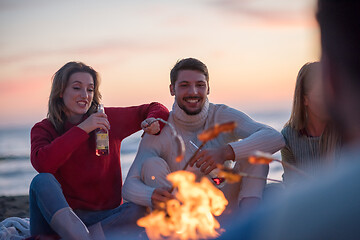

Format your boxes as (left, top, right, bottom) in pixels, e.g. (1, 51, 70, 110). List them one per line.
(177, 101, 204, 116)
(182, 106, 202, 115)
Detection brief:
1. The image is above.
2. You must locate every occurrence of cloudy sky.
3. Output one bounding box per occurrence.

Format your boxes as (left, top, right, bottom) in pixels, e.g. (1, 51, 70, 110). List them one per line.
(0, 0, 319, 127)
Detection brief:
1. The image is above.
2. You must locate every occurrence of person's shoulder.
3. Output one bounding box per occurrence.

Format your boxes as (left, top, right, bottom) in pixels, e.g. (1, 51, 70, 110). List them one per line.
(104, 106, 141, 120)
(281, 125, 301, 145)
(32, 118, 53, 130)
(281, 125, 298, 136)
(211, 103, 246, 114)
(105, 104, 168, 118)
(211, 103, 230, 111)
(104, 106, 127, 115)
(210, 103, 233, 115)
(210, 103, 249, 121)
(105, 102, 166, 111)
(31, 118, 58, 136)
(141, 119, 172, 143)
(281, 124, 290, 134)
(137, 125, 172, 157)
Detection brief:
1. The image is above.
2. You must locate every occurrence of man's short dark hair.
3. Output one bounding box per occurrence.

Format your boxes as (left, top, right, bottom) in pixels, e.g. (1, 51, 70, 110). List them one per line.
(170, 58, 209, 85)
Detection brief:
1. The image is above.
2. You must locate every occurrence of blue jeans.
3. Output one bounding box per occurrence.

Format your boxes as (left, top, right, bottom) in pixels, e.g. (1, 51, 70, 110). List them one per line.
(29, 173, 147, 237)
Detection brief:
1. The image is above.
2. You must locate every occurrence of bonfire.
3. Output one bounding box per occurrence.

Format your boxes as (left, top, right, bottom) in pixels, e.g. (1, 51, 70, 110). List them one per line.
(137, 171, 228, 240)
(139, 120, 302, 239)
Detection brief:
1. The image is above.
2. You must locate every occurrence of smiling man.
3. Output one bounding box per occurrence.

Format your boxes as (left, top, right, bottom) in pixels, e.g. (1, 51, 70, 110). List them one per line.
(123, 58, 285, 216)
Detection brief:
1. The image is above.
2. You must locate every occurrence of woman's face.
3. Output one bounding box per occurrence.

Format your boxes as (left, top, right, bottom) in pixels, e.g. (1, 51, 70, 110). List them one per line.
(304, 73, 329, 121)
(62, 72, 94, 123)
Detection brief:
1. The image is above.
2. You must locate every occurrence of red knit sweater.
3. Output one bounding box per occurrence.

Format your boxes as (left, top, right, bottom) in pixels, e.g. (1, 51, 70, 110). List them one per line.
(30, 103, 169, 210)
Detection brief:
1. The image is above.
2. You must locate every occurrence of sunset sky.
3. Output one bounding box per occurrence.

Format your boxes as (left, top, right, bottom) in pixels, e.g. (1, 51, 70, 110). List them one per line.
(0, 0, 319, 127)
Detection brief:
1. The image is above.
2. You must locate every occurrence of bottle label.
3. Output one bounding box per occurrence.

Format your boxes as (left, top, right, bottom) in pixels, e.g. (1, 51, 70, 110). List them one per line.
(96, 133, 109, 150)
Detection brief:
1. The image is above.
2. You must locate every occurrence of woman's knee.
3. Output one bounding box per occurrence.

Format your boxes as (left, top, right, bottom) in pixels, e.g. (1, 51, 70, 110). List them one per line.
(30, 173, 59, 192)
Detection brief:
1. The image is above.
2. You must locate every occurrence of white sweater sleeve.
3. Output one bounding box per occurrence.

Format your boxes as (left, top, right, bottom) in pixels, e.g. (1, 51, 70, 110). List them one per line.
(215, 105, 285, 159)
(216, 105, 285, 200)
(122, 133, 164, 207)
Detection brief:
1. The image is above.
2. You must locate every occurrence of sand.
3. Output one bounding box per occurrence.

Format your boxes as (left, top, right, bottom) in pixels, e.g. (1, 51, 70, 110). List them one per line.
(0, 195, 29, 221)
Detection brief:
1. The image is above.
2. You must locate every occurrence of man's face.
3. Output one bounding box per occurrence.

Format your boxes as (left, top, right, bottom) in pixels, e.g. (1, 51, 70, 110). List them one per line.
(170, 70, 209, 115)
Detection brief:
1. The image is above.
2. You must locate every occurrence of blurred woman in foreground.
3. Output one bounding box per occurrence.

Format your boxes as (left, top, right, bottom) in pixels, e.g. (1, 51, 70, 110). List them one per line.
(281, 62, 341, 184)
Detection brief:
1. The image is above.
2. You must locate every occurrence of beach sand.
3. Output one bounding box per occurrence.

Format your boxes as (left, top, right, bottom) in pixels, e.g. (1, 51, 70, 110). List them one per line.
(0, 195, 29, 221)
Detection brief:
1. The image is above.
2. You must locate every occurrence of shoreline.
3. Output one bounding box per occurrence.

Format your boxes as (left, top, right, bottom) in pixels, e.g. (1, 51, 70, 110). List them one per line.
(0, 195, 29, 221)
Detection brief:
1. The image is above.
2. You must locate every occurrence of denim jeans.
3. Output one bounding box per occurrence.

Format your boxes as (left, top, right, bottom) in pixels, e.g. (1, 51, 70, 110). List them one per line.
(29, 173, 147, 237)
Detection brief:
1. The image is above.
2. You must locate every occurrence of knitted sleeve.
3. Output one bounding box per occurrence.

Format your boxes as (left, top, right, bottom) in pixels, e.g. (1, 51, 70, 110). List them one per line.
(214, 105, 285, 160)
(105, 102, 169, 139)
(122, 131, 169, 207)
(30, 120, 89, 174)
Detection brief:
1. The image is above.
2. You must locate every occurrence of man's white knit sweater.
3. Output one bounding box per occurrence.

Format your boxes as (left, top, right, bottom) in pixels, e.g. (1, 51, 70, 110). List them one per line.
(123, 99, 285, 207)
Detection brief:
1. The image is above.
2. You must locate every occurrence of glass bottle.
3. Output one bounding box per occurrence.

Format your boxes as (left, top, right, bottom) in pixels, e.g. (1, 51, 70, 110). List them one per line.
(96, 104, 109, 156)
(189, 141, 228, 188)
(208, 168, 226, 188)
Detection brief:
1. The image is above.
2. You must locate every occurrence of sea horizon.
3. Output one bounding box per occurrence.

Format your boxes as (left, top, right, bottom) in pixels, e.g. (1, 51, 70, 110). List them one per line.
(0, 108, 289, 196)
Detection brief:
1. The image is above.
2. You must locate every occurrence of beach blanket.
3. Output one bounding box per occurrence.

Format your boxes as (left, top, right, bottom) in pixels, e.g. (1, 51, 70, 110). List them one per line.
(0, 217, 30, 240)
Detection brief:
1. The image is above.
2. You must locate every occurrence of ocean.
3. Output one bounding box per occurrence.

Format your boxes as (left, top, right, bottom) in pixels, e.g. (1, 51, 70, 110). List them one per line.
(0, 111, 288, 196)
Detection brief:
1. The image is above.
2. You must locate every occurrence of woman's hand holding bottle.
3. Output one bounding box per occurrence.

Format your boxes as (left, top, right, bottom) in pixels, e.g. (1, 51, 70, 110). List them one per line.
(77, 112, 110, 134)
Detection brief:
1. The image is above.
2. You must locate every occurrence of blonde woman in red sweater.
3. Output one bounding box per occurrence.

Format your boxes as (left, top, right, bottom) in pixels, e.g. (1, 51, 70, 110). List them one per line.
(29, 61, 169, 239)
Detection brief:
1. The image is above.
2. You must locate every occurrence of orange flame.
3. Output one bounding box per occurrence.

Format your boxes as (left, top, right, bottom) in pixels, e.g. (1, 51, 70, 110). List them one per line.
(137, 171, 228, 240)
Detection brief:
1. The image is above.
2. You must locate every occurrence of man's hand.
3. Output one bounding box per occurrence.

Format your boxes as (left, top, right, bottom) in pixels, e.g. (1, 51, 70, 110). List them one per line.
(188, 145, 235, 175)
(151, 188, 174, 209)
(141, 118, 161, 135)
(77, 112, 110, 134)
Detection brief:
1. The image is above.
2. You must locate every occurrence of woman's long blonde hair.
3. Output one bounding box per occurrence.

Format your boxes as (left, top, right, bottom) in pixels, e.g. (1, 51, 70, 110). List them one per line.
(286, 62, 340, 157)
(47, 61, 102, 133)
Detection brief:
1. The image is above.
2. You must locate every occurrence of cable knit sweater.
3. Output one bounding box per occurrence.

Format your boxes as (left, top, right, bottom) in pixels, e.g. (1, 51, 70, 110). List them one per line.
(123, 100, 285, 207)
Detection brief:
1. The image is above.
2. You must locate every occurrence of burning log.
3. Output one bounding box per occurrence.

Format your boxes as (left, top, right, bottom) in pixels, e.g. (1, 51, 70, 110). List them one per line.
(137, 171, 228, 240)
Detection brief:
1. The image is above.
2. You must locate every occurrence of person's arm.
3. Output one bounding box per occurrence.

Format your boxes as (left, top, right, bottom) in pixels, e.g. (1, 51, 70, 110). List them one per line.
(122, 133, 171, 207)
(31, 122, 89, 174)
(106, 102, 169, 139)
(31, 113, 110, 174)
(281, 146, 297, 183)
(189, 144, 235, 175)
(222, 108, 285, 161)
(189, 105, 284, 173)
(191, 105, 283, 202)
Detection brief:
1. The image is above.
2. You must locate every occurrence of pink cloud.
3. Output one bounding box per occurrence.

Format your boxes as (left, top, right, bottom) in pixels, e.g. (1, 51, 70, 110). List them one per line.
(0, 38, 186, 71)
(206, 0, 317, 28)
